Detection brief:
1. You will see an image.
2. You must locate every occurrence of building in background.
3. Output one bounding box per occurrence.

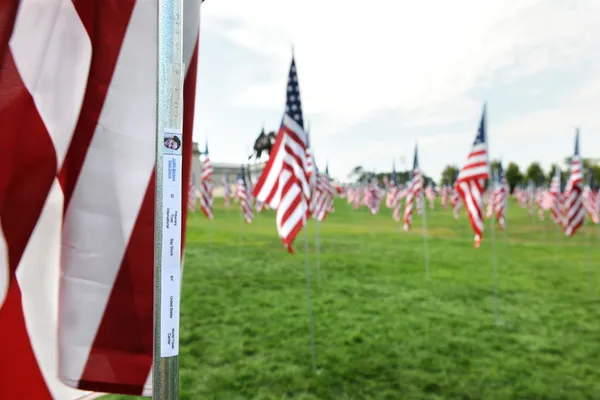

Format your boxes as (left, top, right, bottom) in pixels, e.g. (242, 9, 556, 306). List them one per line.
(191, 141, 265, 196)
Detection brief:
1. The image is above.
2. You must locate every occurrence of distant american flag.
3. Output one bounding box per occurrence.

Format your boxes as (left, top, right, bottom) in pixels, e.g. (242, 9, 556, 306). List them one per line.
(451, 184, 462, 220)
(236, 168, 254, 223)
(253, 57, 310, 252)
(189, 173, 198, 212)
(223, 174, 231, 208)
(456, 105, 489, 247)
(550, 168, 564, 227)
(366, 177, 383, 215)
(425, 184, 435, 209)
(583, 171, 599, 224)
(564, 130, 585, 236)
(199, 142, 214, 220)
(492, 164, 508, 230)
(441, 182, 450, 208)
(403, 146, 423, 230)
(313, 166, 336, 221)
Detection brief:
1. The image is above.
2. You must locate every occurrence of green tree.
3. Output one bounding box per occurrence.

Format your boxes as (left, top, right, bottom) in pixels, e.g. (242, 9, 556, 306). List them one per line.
(525, 162, 545, 186)
(348, 165, 363, 182)
(504, 162, 523, 193)
(440, 165, 459, 186)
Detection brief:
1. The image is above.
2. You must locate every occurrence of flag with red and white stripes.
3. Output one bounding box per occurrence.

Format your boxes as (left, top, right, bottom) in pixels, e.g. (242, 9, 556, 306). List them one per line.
(253, 57, 310, 252)
(199, 142, 214, 219)
(492, 164, 508, 230)
(440, 182, 450, 208)
(564, 130, 585, 236)
(223, 174, 231, 208)
(0, 1, 200, 398)
(313, 166, 336, 222)
(456, 105, 489, 247)
(550, 168, 564, 227)
(425, 184, 435, 209)
(365, 177, 383, 215)
(451, 185, 462, 220)
(189, 173, 198, 212)
(236, 168, 254, 223)
(583, 172, 599, 224)
(403, 146, 423, 230)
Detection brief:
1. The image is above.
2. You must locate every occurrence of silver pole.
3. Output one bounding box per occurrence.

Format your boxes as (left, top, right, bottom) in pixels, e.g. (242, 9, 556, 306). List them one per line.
(584, 216, 593, 297)
(315, 219, 322, 287)
(489, 172, 501, 325)
(302, 214, 317, 373)
(154, 0, 183, 398)
(239, 201, 244, 257)
(420, 188, 430, 280)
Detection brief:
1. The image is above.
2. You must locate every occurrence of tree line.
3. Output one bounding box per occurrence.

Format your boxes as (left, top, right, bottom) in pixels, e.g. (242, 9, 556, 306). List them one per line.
(348, 159, 600, 192)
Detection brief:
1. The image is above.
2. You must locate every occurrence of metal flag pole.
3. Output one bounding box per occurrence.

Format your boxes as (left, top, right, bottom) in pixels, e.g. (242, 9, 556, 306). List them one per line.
(154, 0, 183, 398)
(315, 219, 322, 287)
(489, 169, 501, 325)
(420, 187, 430, 280)
(584, 213, 593, 297)
(239, 196, 245, 257)
(302, 214, 318, 373)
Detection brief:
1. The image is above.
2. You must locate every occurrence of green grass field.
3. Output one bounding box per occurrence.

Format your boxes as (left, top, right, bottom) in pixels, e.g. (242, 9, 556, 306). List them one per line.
(108, 198, 600, 399)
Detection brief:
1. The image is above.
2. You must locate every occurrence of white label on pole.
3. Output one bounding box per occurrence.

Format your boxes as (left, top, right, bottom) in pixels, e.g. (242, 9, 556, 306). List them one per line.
(161, 127, 182, 357)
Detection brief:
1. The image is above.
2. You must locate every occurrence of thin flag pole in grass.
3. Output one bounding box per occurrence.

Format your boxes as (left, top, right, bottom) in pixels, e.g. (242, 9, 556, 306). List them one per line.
(302, 215, 318, 373)
(252, 52, 317, 373)
(550, 166, 564, 262)
(489, 168, 501, 325)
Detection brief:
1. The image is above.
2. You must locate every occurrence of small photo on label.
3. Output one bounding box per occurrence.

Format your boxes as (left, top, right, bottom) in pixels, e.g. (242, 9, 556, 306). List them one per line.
(163, 129, 183, 156)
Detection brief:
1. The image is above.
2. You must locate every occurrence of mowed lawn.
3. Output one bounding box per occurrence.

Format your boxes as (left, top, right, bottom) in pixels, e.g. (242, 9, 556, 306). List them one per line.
(108, 198, 600, 399)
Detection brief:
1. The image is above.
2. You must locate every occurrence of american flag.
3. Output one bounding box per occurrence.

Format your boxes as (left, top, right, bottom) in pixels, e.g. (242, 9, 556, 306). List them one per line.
(386, 162, 398, 208)
(391, 174, 404, 223)
(223, 174, 231, 208)
(253, 57, 310, 252)
(0, 1, 200, 398)
(403, 145, 423, 230)
(425, 184, 435, 209)
(492, 164, 508, 230)
(440, 181, 450, 208)
(199, 141, 214, 219)
(583, 171, 599, 224)
(451, 179, 462, 220)
(564, 130, 585, 236)
(313, 165, 336, 222)
(189, 173, 198, 212)
(365, 176, 383, 215)
(246, 166, 264, 212)
(550, 168, 564, 227)
(456, 105, 489, 247)
(236, 167, 254, 223)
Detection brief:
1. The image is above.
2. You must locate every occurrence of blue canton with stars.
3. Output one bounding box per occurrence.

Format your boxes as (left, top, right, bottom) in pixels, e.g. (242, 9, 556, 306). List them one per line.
(284, 58, 304, 130)
(473, 105, 487, 146)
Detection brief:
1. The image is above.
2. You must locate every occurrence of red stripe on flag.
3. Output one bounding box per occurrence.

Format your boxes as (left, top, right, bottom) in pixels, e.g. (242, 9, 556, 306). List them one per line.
(0, 49, 57, 399)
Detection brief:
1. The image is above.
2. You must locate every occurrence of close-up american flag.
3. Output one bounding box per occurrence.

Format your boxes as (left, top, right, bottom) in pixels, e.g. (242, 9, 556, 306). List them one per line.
(0, 0, 200, 398)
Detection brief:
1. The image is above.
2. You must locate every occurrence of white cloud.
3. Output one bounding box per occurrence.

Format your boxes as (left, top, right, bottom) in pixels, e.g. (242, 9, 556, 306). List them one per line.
(196, 0, 600, 181)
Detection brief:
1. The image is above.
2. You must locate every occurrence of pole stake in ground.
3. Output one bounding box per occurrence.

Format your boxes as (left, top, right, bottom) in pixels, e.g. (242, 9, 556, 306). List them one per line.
(302, 215, 317, 373)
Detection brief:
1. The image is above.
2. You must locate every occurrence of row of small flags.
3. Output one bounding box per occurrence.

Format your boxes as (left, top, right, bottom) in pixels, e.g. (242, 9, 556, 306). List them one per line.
(188, 56, 596, 253)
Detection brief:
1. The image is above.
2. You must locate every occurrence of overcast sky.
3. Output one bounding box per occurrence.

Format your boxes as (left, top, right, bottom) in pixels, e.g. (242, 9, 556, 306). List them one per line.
(193, 0, 600, 182)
